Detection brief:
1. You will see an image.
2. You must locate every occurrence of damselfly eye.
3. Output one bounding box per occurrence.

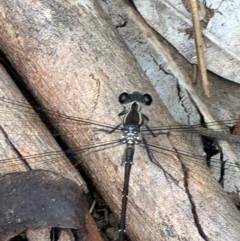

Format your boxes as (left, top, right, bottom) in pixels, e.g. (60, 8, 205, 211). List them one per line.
(143, 94, 152, 106)
(119, 92, 130, 104)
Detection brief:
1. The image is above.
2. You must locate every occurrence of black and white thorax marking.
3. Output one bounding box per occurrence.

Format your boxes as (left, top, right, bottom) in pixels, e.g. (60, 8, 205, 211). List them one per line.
(119, 92, 152, 145)
(120, 101, 143, 145)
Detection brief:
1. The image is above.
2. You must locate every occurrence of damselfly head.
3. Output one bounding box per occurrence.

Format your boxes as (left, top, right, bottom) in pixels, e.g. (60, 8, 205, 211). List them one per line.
(119, 92, 152, 106)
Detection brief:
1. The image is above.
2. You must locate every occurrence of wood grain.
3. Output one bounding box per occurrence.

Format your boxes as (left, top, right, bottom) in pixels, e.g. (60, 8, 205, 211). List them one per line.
(0, 0, 240, 240)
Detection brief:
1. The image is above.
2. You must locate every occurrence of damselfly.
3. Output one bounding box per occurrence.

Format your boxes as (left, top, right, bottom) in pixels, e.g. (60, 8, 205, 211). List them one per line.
(1, 91, 240, 241)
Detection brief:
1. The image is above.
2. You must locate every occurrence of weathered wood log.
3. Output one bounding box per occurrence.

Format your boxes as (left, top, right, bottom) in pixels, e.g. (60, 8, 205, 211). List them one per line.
(0, 0, 240, 241)
(0, 65, 104, 240)
(0, 65, 85, 183)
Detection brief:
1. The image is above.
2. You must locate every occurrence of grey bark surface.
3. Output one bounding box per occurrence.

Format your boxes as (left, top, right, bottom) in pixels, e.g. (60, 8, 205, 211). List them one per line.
(0, 0, 240, 241)
(132, 0, 240, 83)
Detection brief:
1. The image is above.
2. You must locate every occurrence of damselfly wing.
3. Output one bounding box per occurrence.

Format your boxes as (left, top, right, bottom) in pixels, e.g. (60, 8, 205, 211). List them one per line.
(1, 93, 240, 240)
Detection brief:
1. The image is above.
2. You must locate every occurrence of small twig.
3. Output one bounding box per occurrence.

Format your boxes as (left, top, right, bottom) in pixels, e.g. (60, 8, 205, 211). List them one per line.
(189, 0, 210, 97)
(192, 64, 198, 84)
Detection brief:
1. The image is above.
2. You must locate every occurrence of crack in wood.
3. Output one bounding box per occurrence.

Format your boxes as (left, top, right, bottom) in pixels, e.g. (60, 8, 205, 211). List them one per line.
(180, 159, 210, 241)
(0, 125, 32, 170)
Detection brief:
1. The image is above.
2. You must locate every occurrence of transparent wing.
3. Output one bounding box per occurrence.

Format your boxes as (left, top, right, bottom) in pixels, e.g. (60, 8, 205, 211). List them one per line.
(0, 96, 239, 193)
